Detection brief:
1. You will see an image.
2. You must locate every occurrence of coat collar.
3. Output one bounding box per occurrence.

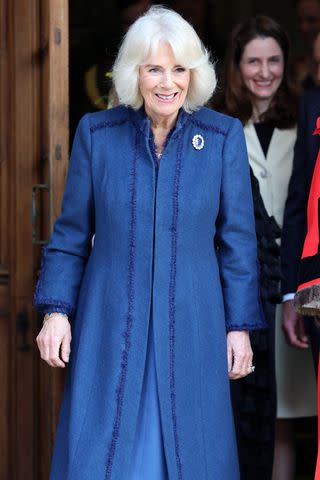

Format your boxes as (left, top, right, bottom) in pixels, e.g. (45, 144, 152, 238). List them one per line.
(244, 122, 279, 167)
(129, 106, 190, 139)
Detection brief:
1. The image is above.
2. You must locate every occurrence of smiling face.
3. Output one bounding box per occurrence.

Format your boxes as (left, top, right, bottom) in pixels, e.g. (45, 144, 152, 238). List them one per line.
(239, 36, 284, 111)
(139, 42, 190, 124)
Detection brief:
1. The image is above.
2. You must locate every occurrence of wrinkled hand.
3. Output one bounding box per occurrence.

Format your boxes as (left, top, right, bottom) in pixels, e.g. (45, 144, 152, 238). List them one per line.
(36, 314, 72, 368)
(227, 331, 253, 380)
(282, 300, 309, 349)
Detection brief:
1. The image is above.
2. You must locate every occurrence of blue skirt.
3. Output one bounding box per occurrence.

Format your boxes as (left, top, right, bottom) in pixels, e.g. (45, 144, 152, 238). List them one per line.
(128, 318, 168, 479)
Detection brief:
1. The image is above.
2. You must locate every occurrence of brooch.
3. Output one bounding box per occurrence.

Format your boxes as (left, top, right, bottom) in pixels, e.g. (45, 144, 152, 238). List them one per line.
(192, 134, 204, 150)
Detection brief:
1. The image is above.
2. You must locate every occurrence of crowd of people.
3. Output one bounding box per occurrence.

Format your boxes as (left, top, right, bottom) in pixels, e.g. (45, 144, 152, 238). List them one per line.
(34, 1, 320, 479)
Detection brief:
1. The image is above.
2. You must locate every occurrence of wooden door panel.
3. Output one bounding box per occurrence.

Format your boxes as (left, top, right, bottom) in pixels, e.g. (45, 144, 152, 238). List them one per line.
(37, 1, 69, 478)
(0, 2, 10, 478)
(9, 0, 41, 478)
(0, 0, 69, 478)
(0, 268, 9, 479)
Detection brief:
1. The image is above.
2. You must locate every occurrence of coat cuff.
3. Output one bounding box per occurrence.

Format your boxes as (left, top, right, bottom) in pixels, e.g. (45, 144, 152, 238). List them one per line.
(282, 293, 295, 302)
(33, 296, 75, 316)
(226, 322, 269, 332)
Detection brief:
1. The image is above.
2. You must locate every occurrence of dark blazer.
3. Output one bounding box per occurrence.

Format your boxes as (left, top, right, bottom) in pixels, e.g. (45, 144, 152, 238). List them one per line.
(231, 169, 281, 480)
(281, 87, 320, 295)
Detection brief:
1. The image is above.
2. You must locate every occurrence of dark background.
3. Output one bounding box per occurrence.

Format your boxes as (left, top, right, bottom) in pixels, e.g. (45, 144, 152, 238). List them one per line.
(69, 0, 303, 136)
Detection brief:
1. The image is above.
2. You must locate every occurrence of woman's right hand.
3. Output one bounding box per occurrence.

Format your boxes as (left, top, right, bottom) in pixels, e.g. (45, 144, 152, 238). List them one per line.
(282, 300, 309, 349)
(36, 313, 72, 368)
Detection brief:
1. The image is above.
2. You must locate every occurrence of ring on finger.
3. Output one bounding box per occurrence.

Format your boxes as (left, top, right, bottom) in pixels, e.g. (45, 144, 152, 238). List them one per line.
(248, 365, 255, 373)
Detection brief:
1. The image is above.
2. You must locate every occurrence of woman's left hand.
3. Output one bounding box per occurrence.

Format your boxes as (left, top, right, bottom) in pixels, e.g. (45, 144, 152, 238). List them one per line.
(227, 331, 253, 380)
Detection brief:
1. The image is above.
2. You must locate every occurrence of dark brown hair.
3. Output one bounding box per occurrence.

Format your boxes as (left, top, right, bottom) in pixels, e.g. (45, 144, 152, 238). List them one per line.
(214, 15, 297, 128)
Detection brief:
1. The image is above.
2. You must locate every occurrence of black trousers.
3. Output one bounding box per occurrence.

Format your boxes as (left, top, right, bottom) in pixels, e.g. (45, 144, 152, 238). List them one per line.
(231, 303, 276, 480)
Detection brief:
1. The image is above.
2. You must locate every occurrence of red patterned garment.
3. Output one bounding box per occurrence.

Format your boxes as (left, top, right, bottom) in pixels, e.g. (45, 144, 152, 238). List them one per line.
(294, 117, 320, 480)
(295, 117, 320, 310)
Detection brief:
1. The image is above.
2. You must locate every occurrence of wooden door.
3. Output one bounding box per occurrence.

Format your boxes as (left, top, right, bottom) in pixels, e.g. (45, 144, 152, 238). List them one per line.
(37, 1, 69, 478)
(36, 2, 69, 478)
(0, 0, 69, 478)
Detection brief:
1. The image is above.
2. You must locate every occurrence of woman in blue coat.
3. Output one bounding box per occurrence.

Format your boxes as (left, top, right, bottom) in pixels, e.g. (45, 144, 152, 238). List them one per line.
(34, 6, 266, 480)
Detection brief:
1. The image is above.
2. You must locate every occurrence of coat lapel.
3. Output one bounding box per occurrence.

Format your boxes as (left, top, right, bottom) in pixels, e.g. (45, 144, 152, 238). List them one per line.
(244, 123, 267, 170)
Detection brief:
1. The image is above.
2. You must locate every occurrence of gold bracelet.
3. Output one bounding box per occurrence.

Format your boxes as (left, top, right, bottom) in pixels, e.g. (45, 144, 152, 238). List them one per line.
(43, 312, 68, 324)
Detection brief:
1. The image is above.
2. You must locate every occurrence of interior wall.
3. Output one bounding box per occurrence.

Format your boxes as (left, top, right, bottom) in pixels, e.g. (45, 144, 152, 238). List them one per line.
(212, 0, 300, 57)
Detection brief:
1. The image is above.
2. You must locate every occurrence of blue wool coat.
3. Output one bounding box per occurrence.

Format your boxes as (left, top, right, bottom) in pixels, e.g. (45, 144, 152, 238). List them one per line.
(34, 105, 266, 480)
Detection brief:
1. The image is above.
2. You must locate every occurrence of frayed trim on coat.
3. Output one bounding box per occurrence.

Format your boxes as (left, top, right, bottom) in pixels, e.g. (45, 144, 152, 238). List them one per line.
(33, 300, 74, 315)
(33, 246, 48, 310)
(169, 134, 184, 480)
(189, 117, 227, 136)
(33, 247, 75, 316)
(105, 130, 138, 480)
(295, 284, 320, 316)
(90, 118, 128, 133)
(227, 323, 269, 332)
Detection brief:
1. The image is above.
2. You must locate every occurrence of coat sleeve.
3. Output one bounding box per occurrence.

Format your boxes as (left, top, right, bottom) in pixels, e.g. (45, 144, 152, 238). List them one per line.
(33, 114, 95, 315)
(281, 94, 310, 295)
(215, 118, 266, 331)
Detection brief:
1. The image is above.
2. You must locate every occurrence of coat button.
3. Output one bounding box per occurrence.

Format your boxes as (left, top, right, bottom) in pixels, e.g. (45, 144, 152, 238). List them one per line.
(260, 169, 268, 178)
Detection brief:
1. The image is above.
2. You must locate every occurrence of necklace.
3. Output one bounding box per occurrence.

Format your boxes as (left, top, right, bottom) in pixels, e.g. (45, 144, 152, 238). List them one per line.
(156, 152, 162, 159)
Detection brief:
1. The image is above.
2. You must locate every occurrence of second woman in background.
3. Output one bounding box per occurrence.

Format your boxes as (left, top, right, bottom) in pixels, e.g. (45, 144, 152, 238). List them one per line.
(214, 15, 317, 480)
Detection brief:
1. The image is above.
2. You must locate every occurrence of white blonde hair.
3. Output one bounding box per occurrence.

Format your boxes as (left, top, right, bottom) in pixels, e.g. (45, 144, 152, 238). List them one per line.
(112, 6, 216, 113)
